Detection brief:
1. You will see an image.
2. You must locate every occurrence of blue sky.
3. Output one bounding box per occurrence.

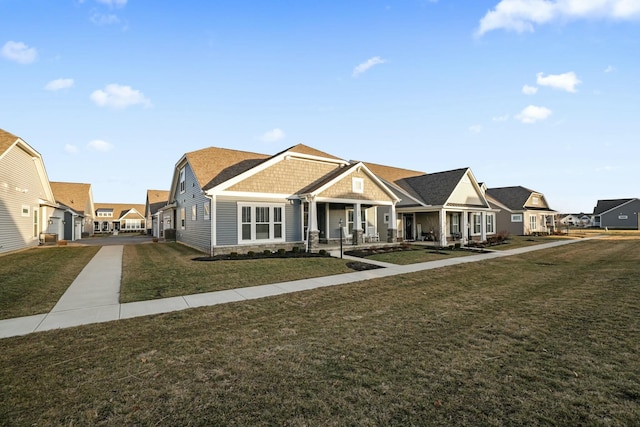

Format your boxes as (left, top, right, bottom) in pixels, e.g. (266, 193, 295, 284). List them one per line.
(2, 0, 639, 213)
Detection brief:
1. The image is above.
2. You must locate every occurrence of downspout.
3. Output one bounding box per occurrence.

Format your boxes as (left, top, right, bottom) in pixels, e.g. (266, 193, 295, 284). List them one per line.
(205, 193, 216, 257)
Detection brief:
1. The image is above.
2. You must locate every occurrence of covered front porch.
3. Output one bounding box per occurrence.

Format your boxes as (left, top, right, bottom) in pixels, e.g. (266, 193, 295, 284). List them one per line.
(397, 206, 497, 247)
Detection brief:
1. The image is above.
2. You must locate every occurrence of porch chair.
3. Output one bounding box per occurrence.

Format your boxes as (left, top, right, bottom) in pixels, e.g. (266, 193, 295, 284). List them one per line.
(366, 226, 379, 242)
(341, 227, 353, 244)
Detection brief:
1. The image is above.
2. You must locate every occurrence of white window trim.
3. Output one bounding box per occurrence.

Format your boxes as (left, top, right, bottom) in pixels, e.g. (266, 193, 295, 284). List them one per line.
(529, 215, 537, 231)
(191, 205, 197, 221)
(21, 205, 30, 217)
(179, 168, 186, 194)
(237, 202, 286, 243)
(180, 207, 186, 229)
(204, 202, 210, 220)
(383, 213, 389, 224)
(471, 213, 482, 235)
(352, 177, 364, 194)
(486, 213, 495, 234)
(511, 214, 523, 223)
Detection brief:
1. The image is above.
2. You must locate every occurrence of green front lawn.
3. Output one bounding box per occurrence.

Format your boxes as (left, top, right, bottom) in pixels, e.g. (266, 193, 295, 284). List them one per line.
(120, 243, 356, 302)
(0, 246, 100, 319)
(1, 239, 639, 425)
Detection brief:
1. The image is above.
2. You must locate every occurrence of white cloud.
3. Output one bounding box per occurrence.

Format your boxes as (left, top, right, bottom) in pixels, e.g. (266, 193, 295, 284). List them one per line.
(1, 41, 37, 64)
(90, 84, 152, 109)
(536, 71, 581, 92)
(469, 124, 483, 134)
(64, 144, 79, 154)
(87, 139, 114, 152)
(352, 56, 386, 77)
(476, 0, 640, 36)
(95, 0, 127, 6)
(516, 105, 552, 123)
(522, 84, 538, 95)
(90, 13, 120, 25)
(260, 128, 285, 143)
(604, 65, 615, 73)
(492, 114, 510, 122)
(45, 78, 74, 91)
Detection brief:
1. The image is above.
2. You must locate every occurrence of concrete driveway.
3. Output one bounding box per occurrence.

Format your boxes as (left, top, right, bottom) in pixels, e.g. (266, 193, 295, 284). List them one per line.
(70, 234, 155, 246)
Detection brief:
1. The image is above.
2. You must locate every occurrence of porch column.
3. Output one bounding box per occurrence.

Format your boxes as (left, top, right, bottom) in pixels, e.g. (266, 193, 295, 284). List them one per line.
(387, 204, 397, 243)
(480, 211, 486, 242)
(461, 211, 468, 245)
(439, 209, 447, 247)
(354, 202, 363, 244)
(308, 198, 319, 251)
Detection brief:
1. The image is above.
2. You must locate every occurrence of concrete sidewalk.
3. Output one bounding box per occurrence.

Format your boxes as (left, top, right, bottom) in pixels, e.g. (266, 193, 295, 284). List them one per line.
(0, 239, 583, 340)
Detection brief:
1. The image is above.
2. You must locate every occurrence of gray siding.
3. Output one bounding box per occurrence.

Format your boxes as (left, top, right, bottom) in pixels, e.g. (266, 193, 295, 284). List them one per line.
(495, 209, 523, 236)
(601, 200, 640, 229)
(0, 146, 48, 254)
(175, 164, 211, 253)
(216, 200, 237, 245)
(286, 201, 301, 241)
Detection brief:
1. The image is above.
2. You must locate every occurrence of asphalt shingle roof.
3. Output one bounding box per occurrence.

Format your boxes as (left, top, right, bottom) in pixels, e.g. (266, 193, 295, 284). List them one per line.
(50, 182, 92, 215)
(593, 199, 635, 215)
(485, 186, 535, 211)
(397, 168, 470, 206)
(0, 128, 20, 156)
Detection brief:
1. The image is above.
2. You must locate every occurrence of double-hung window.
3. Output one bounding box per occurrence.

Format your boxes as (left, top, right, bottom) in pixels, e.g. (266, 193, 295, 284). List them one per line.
(473, 214, 481, 234)
(486, 214, 495, 234)
(529, 215, 537, 231)
(451, 214, 460, 234)
(239, 203, 285, 242)
(179, 168, 186, 193)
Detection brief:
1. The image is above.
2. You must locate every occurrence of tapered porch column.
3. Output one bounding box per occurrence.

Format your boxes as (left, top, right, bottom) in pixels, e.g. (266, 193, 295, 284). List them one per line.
(461, 211, 468, 245)
(387, 203, 397, 243)
(354, 202, 363, 244)
(439, 209, 447, 247)
(308, 197, 319, 251)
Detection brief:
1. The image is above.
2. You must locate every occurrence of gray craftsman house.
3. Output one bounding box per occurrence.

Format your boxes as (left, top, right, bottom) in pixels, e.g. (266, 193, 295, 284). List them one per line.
(485, 186, 557, 235)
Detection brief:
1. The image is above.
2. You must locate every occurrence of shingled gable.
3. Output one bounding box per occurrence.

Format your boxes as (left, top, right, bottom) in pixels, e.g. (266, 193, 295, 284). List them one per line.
(202, 143, 349, 194)
(297, 162, 400, 202)
(0, 128, 20, 157)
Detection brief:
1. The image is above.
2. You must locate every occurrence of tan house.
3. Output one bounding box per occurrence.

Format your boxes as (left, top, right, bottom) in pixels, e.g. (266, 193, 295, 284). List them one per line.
(94, 203, 146, 233)
(164, 144, 400, 255)
(50, 181, 95, 239)
(0, 128, 64, 253)
(145, 189, 169, 237)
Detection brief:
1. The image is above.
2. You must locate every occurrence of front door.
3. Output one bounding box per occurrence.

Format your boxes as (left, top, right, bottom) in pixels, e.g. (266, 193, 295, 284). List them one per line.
(403, 214, 413, 240)
(317, 204, 326, 241)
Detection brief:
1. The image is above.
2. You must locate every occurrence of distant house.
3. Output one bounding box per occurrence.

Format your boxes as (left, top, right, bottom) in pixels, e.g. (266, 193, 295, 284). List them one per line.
(593, 199, 640, 230)
(164, 144, 399, 255)
(50, 181, 96, 239)
(485, 186, 557, 235)
(365, 163, 497, 246)
(145, 189, 169, 237)
(94, 203, 146, 233)
(0, 128, 62, 253)
(559, 213, 591, 228)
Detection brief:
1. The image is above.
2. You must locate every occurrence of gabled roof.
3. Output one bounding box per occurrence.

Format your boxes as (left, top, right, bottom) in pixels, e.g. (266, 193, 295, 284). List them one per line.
(276, 143, 344, 161)
(398, 168, 471, 206)
(0, 128, 20, 156)
(593, 198, 637, 215)
(184, 146, 270, 191)
(0, 128, 56, 204)
(95, 203, 145, 220)
(146, 189, 169, 216)
(486, 186, 543, 211)
(361, 161, 426, 185)
(50, 182, 92, 215)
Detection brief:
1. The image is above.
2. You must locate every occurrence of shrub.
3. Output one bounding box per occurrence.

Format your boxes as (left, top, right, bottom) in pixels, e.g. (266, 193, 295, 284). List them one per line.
(247, 251, 255, 257)
(292, 246, 301, 253)
(318, 249, 327, 256)
(230, 252, 238, 259)
(277, 248, 286, 255)
(263, 249, 272, 256)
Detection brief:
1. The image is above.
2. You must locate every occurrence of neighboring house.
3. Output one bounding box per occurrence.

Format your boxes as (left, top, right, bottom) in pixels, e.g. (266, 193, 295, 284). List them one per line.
(164, 144, 400, 255)
(365, 163, 497, 247)
(0, 128, 63, 254)
(592, 199, 640, 230)
(94, 203, 146, 233)
(559, 213, 592, 228)
(145, 189, 169, 237)
(50, 181, 96, 239)
(485, 186, 557, 235)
